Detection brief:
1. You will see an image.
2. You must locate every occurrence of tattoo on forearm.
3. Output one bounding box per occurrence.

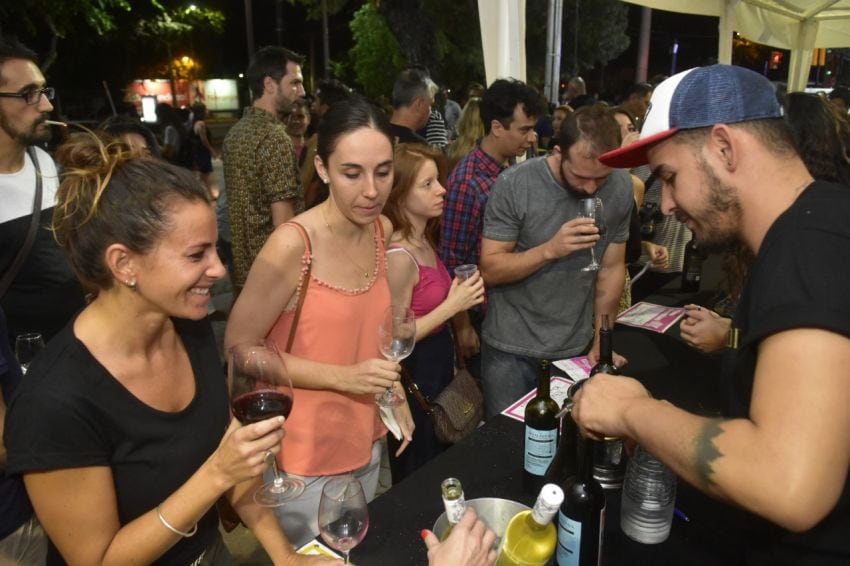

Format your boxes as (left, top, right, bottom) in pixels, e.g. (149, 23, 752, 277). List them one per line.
(694, 418, 725, 487)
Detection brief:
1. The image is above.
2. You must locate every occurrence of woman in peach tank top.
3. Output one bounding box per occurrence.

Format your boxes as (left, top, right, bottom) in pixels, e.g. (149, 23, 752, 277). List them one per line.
(225, 98, 414, 546)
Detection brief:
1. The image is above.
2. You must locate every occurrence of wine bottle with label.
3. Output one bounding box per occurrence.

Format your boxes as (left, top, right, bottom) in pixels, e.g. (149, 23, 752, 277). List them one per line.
(440, 477, 466, 541)
(524, 360, 560, 494)
(556, 435, 606, 566)
(497, 483, 565, 566)
(681, 236, 705, 292)
(544, 399, 578, 487)
(589, 314, 617, 377)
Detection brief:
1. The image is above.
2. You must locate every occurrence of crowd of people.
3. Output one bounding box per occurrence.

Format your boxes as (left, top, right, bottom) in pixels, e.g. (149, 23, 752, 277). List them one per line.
(2, 31, 850, 566)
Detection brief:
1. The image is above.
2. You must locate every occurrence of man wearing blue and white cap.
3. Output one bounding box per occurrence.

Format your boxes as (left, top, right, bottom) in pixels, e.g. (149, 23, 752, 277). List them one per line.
(572, 64, 850, 564)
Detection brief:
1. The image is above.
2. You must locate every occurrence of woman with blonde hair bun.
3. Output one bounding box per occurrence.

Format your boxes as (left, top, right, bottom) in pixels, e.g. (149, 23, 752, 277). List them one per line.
(448, 97, 484, 172)
(4, 133, 333, 565)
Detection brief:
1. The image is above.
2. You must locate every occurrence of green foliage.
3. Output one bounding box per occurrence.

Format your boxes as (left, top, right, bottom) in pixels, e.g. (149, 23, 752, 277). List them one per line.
(286, 0, 349, 20)
(425, 0, 485, 93)
(556, 0, 630, 75)
(0, 0, 132, 38)
(136, 4, 225, 42)
(346, 2, 405, 99)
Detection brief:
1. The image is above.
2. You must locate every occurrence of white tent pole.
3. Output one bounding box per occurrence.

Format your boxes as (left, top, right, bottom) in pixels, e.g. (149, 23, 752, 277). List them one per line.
(718, 1, 735, 64)
(787, 17, 818, 91)
(636, 7, 652, 81)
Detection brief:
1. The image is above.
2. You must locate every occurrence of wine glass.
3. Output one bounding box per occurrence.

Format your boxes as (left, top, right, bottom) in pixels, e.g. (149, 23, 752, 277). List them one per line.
(376, 305, 415, 407)
(318, 475, 369, 564)
(577, 197, 606, 271)
(15, 333, 45, 374)
(229, 340, 305, 506)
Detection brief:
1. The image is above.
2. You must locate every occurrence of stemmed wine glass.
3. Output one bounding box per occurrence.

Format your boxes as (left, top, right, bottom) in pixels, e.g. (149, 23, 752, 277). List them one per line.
(376, 305, 416, 407)
(15, 333, 45, 374)
(229, 340, 305, 506)
(577, 197, 606, 271)
(318, 475, 370, 564)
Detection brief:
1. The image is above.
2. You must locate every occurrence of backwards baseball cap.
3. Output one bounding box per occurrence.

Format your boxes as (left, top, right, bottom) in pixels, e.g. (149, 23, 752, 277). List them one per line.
(599, 64, 784, 168)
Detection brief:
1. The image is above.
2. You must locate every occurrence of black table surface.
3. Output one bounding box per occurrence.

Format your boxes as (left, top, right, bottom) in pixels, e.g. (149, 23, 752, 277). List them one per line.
(344, 258, 753, 565)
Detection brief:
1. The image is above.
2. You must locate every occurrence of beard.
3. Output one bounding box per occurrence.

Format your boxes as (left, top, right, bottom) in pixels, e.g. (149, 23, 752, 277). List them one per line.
(0, 109, 51, 146)
(679, 156, 743, 253)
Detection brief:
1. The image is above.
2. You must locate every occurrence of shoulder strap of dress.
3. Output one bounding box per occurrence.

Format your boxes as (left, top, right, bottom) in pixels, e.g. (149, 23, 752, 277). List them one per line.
(386, 245, 420, 276)
(281, 221, 311, 353)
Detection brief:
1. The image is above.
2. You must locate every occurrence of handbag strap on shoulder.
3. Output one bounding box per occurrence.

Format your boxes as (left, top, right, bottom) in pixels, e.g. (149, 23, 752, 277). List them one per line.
(400, 366, 434, 415)
(0, 147, 43, 299)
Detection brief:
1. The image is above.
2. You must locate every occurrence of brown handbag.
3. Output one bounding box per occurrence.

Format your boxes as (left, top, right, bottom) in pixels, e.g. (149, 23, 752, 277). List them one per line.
(401, 330, 484, 444)
(218, 222, 313, 533)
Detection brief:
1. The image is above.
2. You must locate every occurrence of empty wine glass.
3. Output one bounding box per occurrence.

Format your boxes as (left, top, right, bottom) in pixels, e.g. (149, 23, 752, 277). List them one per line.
(15, 333, 45, 374)
(376, 305, 415, 407)
(318, 475, 369, 564)
(229, 340, 305, 506)
(577, 197, 605, 271)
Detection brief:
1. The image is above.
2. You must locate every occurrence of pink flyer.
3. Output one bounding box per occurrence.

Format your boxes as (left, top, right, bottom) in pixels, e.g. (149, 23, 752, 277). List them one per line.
(501, 375, 575, 422)
(616, 301, 686, 333)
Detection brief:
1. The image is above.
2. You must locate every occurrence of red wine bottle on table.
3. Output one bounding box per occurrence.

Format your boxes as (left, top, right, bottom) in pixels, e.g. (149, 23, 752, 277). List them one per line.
(556, 435, 606, 566)
(524, 360, 560, 494)
(589, 315, 618, 377)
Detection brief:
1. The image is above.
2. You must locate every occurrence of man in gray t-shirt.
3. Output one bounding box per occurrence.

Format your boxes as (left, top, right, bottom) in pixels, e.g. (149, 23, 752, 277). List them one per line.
(480, 105, 633, 416)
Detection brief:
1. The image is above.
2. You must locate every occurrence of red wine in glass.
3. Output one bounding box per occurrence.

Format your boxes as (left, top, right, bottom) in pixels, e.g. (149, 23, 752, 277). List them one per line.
(229, 340, 305, 506)
(231, 390, 293, 424)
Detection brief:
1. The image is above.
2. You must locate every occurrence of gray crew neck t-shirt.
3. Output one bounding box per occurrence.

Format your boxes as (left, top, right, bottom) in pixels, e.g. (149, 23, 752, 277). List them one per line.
(482, 155, 633, 359)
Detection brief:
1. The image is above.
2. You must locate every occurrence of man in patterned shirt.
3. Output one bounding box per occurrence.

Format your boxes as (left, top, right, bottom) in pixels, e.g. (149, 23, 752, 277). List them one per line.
(438, 78, 544, 373)
(223, 46, 306, 289)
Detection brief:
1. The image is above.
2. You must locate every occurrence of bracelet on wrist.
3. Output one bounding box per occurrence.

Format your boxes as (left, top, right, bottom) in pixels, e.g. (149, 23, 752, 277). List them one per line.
(156, 505, 198, 538)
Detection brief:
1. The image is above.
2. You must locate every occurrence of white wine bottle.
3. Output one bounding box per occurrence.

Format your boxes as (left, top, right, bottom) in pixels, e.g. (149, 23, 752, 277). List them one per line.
(496, 483, 564, 566)
(440, 477, 466, 541)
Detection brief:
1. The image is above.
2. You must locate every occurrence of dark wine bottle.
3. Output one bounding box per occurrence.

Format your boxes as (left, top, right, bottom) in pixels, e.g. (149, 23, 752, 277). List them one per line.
(544, 399, 578, 488)
(556, 435, 606, 566)
(524, 360, 560, 494)
(681, 236, 705, 292)
(589, 315, 618, 377)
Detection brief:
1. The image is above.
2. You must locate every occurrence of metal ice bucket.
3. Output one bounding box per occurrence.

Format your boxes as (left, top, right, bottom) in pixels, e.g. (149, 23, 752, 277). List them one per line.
(432, 497, 530, 541)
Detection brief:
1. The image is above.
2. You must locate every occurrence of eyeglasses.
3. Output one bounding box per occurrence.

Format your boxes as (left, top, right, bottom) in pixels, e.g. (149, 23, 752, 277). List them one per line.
(0, 87, 55, 105)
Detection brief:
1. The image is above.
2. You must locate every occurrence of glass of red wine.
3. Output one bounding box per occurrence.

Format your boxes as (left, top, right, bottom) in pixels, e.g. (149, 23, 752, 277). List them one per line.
(229, 340, 305, 506)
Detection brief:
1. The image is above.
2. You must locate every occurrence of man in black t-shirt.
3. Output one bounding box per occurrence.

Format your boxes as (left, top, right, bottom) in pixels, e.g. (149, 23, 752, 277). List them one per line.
(0, 39, 84, 346)
(571, 65, 850, 565)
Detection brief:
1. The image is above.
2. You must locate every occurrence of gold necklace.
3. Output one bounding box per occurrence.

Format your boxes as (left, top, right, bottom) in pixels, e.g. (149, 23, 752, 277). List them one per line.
(322, 205, 373, 279)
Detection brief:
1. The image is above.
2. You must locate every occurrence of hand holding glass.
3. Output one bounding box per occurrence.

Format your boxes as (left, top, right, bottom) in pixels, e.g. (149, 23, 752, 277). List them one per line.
(377, 305, 415, 407)
(229, 340, 305, 506)
(577, 198, 605, 271)
(319, 475, 369, 564)
(15, 333, 45, 373)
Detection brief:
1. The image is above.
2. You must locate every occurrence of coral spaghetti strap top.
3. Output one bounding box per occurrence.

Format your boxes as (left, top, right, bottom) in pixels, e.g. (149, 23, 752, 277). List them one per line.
(267, 221, 389, 476)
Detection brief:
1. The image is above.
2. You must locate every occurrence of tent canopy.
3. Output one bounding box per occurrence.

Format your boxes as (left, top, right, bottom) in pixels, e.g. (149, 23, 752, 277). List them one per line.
(621, 0, 850, 91)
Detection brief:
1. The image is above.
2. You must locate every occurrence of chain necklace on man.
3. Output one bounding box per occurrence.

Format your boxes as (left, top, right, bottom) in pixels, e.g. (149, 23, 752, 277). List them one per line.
(322, 203, 373, 279)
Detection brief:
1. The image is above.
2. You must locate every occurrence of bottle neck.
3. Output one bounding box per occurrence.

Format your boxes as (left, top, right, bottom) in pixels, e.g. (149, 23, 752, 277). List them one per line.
(598, 330, 613, 365)
(537, 363, 551, 398)
(577, 436, 595, 482)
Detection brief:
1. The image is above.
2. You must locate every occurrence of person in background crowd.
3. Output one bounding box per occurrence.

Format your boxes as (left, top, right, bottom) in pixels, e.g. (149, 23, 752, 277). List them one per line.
(384, 143, 485, 481)
(479, 104, 632, 417)
(619, 82, 653, 130)
(0, 305, 46, 564)
(100, 115, 161, 158)
(302, 79, 353, 208)
(222, 46, 306, 290)
(548, 104, 573, 150)
(0, 39, 85, 347)
(286, 97, 311, 166)
(4, 132, 335, 565)
(155, 103, 189, 167)
(439, 79, 545, 380)
(574, 64, 850, 565)
(190, 103, 219, 200)
(439, 88, 462, 139)
(447, 97, 484, 172)
(421, 78, 449, 152)
(829, 86, 849, 114)
(389, 68, 432, 146)
(225, 97, 414, 547)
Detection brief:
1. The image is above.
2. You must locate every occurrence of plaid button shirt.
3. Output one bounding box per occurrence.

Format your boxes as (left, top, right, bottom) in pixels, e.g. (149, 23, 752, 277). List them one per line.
(438, 143, 505, 275)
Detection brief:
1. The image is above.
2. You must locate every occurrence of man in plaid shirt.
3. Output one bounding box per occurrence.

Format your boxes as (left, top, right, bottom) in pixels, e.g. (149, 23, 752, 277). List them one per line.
(439, 79, 545, 374)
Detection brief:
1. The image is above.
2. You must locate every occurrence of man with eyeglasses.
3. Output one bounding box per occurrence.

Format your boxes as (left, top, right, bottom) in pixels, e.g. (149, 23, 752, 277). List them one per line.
(0, 38, 83, 565)
(0, 39, 84, 345)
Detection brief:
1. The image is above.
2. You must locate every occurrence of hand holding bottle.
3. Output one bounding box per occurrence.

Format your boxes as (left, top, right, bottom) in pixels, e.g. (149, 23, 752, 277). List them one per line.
(422, 508, 497, 566)
(571, 373, 653, 441)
